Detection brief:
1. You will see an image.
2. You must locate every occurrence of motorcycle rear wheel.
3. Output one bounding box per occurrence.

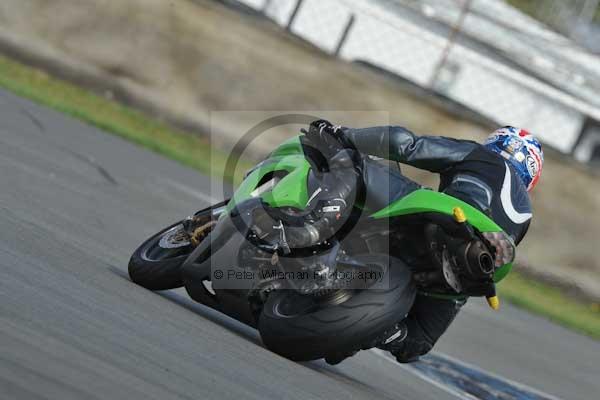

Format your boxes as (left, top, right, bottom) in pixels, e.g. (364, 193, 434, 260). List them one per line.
(258, 254, 416, 361)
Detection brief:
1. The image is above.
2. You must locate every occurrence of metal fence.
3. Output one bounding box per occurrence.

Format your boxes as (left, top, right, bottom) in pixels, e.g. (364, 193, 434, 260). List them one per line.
(234, 0, 600, 166)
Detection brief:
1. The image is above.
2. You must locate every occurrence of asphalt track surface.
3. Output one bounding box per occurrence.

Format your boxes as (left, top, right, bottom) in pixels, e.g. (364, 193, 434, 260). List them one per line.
(0, 88, 599, 400)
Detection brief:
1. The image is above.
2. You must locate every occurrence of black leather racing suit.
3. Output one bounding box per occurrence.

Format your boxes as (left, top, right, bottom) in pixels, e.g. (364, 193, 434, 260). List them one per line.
(343, 125, 533, 362)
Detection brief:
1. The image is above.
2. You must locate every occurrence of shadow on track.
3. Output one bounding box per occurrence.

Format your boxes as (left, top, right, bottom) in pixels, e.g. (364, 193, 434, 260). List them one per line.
(108, 265, 262, 345)
(300, 359, 389, 396)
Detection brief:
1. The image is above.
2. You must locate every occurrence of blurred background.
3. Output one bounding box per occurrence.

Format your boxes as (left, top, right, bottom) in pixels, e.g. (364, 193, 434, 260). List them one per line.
(0, 0, 598, 303)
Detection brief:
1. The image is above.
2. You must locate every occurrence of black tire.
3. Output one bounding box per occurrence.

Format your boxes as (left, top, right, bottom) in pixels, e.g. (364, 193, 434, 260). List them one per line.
(128, 221, 192, 290)
(258, 254, 416, 361)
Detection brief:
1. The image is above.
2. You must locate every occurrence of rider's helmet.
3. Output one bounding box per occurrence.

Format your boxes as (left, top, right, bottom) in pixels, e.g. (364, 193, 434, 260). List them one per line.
(483, 126, 544, 192)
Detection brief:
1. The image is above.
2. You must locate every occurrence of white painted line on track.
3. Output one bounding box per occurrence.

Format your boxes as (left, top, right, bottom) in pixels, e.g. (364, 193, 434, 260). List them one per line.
(371, 349, 476, 400)
(161, 179, 220, 204)
(433, 352, 564, 400)
(370, 348, 563, 400)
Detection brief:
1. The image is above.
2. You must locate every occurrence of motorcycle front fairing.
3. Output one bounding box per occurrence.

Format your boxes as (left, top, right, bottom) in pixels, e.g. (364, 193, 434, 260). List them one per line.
(181, 135, 358, 327)
(182, 198, 262, 328)
(181, 196, 348, 328)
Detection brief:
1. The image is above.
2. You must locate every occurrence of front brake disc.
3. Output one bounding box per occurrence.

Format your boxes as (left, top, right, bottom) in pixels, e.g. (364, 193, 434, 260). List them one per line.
(158, 224, 191, 249)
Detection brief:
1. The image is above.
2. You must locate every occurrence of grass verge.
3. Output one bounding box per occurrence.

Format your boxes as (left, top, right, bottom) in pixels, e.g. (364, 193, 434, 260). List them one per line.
(499, 272, 599, 339)
(0, 54, 598, 339)
(0, 54, 251, 182)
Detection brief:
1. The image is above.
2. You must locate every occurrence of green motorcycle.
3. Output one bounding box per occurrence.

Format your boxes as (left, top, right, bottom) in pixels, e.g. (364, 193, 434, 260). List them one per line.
(129, 134, 514, 361)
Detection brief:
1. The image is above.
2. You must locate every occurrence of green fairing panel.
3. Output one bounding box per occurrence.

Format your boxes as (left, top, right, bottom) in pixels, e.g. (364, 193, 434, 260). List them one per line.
(228, 137, 311, 210)
(371, 189, 501, 232)
(269, 136, 305, 158)
(492, 262, 513, 283)
(371, 189, 513, 283)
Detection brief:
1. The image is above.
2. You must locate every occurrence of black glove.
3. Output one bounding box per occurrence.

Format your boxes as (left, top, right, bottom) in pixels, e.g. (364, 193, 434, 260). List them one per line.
(306, 119, 353, 157)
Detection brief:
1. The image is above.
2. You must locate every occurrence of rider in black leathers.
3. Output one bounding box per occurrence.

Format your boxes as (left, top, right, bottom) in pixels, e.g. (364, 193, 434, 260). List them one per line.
(307, 120, 544, 363)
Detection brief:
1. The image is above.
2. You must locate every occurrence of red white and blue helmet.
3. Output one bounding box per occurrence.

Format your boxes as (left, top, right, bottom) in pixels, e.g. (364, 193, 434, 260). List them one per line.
(483, 126, 544, 192)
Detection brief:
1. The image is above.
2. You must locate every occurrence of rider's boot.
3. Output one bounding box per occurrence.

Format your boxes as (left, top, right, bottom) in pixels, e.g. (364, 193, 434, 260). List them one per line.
(323, 321, 412, 366)
(374, 321, 421, 363)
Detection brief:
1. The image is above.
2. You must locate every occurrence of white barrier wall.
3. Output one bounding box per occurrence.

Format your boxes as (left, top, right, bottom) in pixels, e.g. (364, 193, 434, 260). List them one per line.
(237, 0, 594, 154)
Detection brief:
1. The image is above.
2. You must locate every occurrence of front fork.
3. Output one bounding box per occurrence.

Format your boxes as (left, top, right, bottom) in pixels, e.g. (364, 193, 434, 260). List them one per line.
(181, 199, 264, 328)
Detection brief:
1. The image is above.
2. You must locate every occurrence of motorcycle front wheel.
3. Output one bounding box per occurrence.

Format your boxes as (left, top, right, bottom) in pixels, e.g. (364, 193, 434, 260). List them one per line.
(128, 203, 223, 290)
